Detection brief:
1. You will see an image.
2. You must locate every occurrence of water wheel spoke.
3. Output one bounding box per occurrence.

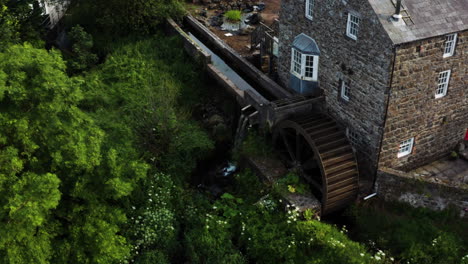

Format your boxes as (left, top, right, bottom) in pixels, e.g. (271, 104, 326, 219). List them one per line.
(295, 132, 302, 163)
(280, 130, 296, 161)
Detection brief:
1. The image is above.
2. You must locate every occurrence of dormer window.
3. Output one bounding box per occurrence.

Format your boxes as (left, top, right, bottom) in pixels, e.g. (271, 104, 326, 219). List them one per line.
(305, 0, 314, 20)
(346, 13, 360, 40)
(443, 33, 457, 58)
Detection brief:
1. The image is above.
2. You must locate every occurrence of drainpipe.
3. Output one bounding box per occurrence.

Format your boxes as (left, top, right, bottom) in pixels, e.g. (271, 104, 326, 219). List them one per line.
(373, 45, 398, 195)
(392, 0, 403, 21)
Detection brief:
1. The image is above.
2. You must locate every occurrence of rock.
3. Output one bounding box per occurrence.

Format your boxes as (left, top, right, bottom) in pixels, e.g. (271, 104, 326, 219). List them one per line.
(210, 15, 224, 27)
(239, 25, 255, 35)
(245, 13, 260, 24)
(200, 9, 207, 17)
(459, 142, 466, 152)
(207, 114, 224, 126)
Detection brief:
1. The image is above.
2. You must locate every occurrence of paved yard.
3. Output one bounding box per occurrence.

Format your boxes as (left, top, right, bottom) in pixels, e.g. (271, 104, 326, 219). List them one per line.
(410, 157, 468, 188)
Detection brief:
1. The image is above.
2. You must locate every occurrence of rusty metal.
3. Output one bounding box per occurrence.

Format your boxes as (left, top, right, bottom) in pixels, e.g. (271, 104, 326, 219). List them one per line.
(273, 114, 359, 214)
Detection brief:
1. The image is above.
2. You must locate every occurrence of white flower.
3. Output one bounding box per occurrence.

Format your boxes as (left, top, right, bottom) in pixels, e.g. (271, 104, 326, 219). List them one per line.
(360, 253, 364, 257)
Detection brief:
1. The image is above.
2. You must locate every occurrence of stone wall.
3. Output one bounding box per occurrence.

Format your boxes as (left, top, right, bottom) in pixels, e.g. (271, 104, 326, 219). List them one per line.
(379, 31, 468, 171)
(277, 0, 394, 183)
(377, 167, 468, 218)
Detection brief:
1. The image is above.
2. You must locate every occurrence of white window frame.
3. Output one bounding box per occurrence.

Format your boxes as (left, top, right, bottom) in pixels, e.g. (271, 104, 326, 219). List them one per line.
(290, 48, 319, 81)
(443, 33, 457, 58)
(305, 0, 314, 20)
(291, 48, 302, 76)
(398, 138, 414, 158)
(346, 13, 360, 40)
(340, 80, 350, 101)
(435, 70, 451, 99)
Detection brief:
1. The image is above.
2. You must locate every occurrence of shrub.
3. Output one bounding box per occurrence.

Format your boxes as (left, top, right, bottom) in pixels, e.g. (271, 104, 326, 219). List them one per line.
(274, 172, 310, 195)
(68, 25, 98, 73)
(224, 10, 242, 22)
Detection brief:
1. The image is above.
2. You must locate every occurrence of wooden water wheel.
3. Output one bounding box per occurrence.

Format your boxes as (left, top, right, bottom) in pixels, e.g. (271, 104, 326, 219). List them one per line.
(273, 114, 359, 214)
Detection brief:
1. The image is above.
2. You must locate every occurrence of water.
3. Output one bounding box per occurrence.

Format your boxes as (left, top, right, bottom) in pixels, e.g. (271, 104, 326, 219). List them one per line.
(188, 32, 254, 91)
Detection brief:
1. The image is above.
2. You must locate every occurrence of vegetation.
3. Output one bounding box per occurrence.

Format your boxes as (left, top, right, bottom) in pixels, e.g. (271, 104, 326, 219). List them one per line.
(1, 1, 467, 264)
(274, 172, 311, 195)
(349, 200, 468, 264)
(236, 129, 275, 159)
(224, 10, 242, 22)
(67, 25, 98, 73)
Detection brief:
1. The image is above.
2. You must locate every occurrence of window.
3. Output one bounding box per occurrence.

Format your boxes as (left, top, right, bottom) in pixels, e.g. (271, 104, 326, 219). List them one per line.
(436, 70, 451, 98)
(398, 138, 414, 158)
(346, 13, 360, 40)
(443, 33, 457, 57)
(304, 55, 314, 78)
(292, 48, 302, 75)
(290, 48, 319, 81)
(340, 80, 350, 101)
(346, 128, 359, 146)
(305, 0, 314, 20)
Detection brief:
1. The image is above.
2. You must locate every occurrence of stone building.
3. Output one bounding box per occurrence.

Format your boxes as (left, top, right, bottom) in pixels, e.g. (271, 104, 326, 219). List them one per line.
(276, 0, 468, 185)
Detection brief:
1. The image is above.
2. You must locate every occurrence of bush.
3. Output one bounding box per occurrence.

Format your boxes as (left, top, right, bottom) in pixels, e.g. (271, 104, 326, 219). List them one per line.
(67, 25, 98, 73)
(274, 172, 311, 195)
(224, 10, 242, 22)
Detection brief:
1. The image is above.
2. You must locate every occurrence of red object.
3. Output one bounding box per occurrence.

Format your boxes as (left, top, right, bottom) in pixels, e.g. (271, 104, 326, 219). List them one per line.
(465, 129, 468, 141)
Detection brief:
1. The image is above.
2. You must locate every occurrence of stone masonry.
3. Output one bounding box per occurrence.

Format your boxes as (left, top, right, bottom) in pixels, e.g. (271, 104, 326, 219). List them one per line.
(379, 31, 468, 171)
(377, 167, 468, 218)
(277, 0, 395, 182)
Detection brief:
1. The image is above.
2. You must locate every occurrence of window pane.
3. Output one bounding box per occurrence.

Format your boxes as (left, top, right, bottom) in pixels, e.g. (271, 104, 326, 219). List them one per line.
(304, 55, 314, 78)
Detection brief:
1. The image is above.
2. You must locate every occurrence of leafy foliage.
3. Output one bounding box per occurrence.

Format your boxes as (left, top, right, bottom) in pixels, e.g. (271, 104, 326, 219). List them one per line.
(0, 43, 145, 263)
(274, 172, 311, 195)
(67, 25, 98, 73)
(0, 2, 18, 48)
(68, 0, 185, 37)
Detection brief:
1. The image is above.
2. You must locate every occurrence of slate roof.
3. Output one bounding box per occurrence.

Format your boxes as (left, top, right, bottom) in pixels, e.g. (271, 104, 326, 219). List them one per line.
(368, 0, 468, 44)
(292, 33, 321, 55)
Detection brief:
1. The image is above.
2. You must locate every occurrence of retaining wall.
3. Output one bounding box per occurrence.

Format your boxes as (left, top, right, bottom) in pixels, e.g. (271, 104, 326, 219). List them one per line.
(377, 167, 468, 217)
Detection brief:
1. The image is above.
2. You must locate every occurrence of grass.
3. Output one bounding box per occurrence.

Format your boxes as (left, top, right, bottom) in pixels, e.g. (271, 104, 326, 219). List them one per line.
(224, 10, 242, 22)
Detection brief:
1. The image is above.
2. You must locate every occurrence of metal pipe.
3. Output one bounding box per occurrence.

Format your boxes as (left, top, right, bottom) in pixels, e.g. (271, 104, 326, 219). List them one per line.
(363, 193, 378, 200)
(392, 0, 403, 20)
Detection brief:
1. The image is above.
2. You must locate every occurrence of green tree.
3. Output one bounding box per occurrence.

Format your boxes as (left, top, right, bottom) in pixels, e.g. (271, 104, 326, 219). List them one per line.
(0, 44, 148, 263)
(0, 1, 19, 48)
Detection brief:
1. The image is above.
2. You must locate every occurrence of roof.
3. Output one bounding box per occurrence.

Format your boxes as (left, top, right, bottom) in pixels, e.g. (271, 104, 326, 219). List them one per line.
(368, 0, 468, 44)
(292, 33, 321, 55)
